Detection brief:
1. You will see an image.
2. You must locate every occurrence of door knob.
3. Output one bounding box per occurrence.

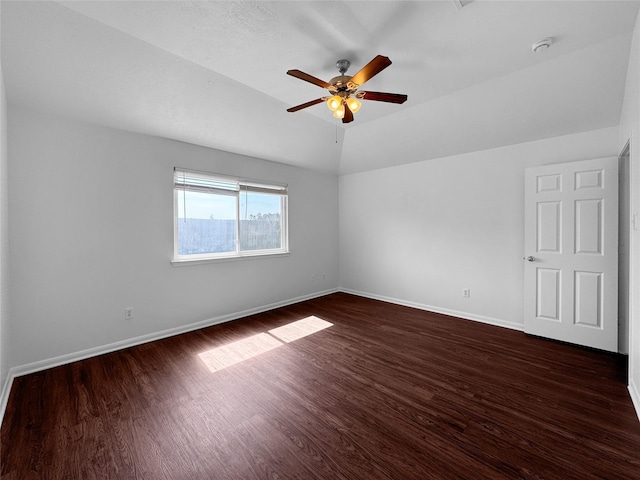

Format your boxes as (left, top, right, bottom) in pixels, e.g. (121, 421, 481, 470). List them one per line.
(524, 256, 535, 262)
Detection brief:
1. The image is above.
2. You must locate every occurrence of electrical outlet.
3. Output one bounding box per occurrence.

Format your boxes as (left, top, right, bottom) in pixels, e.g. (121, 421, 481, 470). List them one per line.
(124, 307, 134, 320)
(462, 288, 470, 298)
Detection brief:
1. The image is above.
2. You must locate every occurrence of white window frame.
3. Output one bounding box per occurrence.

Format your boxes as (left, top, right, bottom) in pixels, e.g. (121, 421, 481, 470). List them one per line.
(173, 168, 289, 264)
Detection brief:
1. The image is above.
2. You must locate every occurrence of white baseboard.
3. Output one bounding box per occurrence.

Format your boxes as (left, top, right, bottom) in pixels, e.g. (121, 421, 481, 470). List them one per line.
(0, 288, 338, 425)
(629, 380, 640, 423)
(340, 288, 524, 332)
(0, 372, 12, 428)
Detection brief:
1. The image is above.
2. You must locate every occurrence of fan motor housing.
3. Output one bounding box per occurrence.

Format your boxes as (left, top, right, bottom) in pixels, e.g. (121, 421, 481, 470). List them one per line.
(329, 75, 358, 93)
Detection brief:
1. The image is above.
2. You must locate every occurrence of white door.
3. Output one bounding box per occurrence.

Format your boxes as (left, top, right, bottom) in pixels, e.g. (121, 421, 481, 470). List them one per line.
(524, 157, 618, 352)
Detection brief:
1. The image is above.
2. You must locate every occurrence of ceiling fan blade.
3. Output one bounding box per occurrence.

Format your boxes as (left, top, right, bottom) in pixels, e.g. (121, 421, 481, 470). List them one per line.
(350, 55, 392, 87)
(287, 98, 325, 112)
(286, 69, 332, 89)
(342, 104, 354, 124)
(359, 91, 408, 104)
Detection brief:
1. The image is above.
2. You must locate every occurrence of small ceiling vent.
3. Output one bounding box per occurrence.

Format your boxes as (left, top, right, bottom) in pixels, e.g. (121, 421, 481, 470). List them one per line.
(532, 37, 554, 53)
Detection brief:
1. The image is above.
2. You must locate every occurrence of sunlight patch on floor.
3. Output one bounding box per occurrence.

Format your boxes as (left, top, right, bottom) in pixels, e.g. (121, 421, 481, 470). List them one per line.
(198, 316, 333, 373)
(268, 316, 333, 343)
(198, 333, 282, 373)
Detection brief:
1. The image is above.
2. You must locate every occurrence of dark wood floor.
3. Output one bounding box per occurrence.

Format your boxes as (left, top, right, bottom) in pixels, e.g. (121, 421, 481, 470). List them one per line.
(2, 293, 640, 479)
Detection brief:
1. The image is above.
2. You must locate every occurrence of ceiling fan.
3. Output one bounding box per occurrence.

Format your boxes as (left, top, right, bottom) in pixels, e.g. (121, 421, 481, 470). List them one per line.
(286, 55, 408, 124)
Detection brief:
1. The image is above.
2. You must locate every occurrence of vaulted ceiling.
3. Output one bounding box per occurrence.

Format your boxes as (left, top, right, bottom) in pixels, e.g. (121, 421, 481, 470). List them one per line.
(2, 1, 638, 175)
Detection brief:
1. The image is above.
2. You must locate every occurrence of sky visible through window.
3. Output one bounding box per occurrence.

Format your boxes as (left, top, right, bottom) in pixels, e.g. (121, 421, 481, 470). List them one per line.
(178, 191, 280, 220)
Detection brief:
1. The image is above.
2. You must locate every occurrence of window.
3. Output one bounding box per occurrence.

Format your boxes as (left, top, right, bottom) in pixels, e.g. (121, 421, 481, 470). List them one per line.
(173, 169, 288, 262)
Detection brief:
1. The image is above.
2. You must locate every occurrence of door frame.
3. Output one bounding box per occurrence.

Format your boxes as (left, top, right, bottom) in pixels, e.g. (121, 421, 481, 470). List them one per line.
(619, 140, 631, 355)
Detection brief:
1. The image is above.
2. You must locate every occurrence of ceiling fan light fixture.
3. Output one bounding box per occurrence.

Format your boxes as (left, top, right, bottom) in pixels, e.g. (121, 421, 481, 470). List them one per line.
(327, 95, 342, 111)
(286, 55, 407, 124)
(346, 97, 361, 113)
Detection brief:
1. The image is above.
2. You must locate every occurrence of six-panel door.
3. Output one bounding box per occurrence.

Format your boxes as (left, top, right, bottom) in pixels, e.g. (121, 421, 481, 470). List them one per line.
(524, 157, 618, 352)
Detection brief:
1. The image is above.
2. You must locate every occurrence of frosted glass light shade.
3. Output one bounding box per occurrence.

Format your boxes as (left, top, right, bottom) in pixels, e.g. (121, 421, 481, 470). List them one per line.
(326, 95, 342, 111)
(346, 97, 361, 113)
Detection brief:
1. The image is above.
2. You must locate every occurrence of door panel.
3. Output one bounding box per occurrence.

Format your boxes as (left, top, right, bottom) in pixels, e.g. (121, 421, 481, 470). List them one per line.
(575, 199, 602, 254)
(524, 157, 618, 352)
(537, 202, 561, 252)
(574, 271, 602, 327)
(536, 268, 561, 321)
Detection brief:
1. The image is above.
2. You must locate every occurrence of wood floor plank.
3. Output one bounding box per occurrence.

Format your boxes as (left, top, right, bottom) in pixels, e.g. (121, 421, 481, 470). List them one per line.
(2, 293, 640, 479)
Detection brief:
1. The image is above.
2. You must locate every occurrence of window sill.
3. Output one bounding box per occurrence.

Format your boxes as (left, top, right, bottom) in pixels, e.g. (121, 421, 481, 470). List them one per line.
(171, 251, 291, 267)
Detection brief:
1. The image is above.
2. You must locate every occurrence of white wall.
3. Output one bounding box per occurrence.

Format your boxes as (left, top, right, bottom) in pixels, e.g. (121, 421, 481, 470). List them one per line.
(7, 106, 339, 369)
(619, 8, 640, 418)
(339, 127, 619, 330)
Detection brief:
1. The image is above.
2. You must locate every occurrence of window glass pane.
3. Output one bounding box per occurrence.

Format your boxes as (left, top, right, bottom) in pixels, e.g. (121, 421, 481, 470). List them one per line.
(239, 192, 283, 251)
(173, 169, 288, 261)
(177, 190, 237, 255)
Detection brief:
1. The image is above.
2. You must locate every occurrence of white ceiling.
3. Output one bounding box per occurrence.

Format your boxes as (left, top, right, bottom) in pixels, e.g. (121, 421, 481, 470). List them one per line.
(2, 1, 638, 175)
